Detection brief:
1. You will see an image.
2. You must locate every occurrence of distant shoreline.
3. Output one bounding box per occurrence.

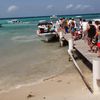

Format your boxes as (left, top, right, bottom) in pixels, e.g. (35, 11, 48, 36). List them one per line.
(0, 12, 100, 20)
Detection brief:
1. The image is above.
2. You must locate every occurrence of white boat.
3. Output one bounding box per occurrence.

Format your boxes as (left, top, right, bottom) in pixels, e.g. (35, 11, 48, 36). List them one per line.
(37, 20, 57, 42)
(75, 16, 82, 18)
(7, 19, 22, 24)
(37, 30, 57, 42)
(50, 15, 57, 19)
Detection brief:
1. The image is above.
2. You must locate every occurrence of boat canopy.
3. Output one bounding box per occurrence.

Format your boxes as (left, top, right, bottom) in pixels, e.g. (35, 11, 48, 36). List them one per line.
(38, 20, 52, 26)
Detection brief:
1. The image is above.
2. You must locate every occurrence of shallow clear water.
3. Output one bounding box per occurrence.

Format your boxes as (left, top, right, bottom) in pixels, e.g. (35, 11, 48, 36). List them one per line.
(0, 17, 68, 91)
(0, 13, 100, 91)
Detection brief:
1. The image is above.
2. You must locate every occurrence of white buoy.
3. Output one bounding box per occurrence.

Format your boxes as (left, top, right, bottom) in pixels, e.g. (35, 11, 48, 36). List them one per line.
(93, 58, 100, 93)
(68, 39, 73, 52)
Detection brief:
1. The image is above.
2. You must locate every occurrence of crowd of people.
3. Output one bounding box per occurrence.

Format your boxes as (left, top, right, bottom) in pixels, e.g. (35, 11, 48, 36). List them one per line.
(55, 17, 100, 57)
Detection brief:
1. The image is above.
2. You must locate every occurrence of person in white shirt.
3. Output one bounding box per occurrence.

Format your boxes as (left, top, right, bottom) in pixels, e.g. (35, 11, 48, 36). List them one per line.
(81, 19, 88, 39)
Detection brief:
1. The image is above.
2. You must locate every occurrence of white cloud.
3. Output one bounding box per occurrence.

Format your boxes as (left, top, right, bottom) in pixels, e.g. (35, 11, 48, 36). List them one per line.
(47, 5, 53, 9)
(75, 4, 91, 10)
(82, 5, 90, 10)
(75, 4, 82, 9)
(7, 5, 18, 13)
(66, 4, 73, 9)
(65, 4, 92, 11)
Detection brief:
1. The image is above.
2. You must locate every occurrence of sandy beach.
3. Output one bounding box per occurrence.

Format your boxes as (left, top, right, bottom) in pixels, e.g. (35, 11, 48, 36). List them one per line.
(1, 14, 100, 100)
(0, 53, 100, 100)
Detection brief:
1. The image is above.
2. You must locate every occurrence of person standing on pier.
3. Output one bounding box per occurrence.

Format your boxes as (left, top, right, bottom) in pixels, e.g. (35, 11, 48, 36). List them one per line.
(87, 20, 96, 52)
(81, 19, 88, 40)
(69, 18, 76, 39)
(97, 25, 100, 57)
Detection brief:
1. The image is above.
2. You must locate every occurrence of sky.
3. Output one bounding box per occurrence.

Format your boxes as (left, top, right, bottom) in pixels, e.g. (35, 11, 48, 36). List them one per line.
(0, 0, 100, 18)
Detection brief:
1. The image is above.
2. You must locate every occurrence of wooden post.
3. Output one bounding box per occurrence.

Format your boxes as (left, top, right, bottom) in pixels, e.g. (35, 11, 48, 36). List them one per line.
(68, 39, 73, 52)
(68, 39, 73, 61)
(93, 58, 100, 94)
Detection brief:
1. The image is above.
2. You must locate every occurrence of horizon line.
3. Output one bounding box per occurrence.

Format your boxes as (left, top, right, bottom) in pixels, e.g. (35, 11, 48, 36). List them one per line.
(0, 12, 100, 20)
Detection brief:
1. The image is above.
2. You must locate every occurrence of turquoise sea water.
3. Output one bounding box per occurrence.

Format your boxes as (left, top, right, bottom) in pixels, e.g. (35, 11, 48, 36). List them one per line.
(0, 13, 100, 92)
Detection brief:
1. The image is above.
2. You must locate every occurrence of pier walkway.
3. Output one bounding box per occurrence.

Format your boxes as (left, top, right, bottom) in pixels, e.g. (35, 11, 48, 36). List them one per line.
(74, 39, 97, 63)
(63, 33, 98, 68)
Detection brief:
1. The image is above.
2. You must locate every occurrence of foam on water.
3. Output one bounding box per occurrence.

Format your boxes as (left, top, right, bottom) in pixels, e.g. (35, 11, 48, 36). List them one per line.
(11, 35, 39, 42)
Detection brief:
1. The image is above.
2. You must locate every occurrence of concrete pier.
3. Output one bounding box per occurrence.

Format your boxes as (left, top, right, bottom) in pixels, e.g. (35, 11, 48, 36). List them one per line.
(63, 33, 100, 93)
(63, 33, 98, 67)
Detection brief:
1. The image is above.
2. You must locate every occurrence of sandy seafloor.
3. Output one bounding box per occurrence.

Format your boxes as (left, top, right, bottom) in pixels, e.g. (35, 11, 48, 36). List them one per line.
(0, 40, 96, 100)
(0, 36, 70, 92)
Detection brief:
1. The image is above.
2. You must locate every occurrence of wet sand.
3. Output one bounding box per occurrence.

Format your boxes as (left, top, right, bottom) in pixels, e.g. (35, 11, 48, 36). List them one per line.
(0, 46, 98, 100)
(0, 39, 69, 90)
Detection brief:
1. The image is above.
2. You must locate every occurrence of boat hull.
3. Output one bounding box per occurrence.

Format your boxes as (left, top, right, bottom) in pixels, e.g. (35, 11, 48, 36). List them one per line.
(37, 30, 57, 42)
